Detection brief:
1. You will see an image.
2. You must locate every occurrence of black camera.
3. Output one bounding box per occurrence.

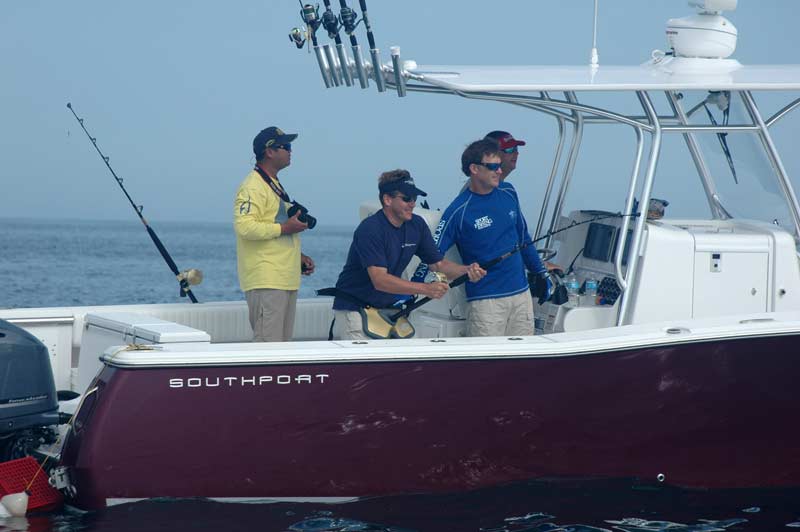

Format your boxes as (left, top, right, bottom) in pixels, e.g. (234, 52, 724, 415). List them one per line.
(288, 202, 317, 229)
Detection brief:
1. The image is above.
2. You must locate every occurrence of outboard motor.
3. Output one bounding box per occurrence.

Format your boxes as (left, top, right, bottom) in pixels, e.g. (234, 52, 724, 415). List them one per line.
(0, 319, 60, 461)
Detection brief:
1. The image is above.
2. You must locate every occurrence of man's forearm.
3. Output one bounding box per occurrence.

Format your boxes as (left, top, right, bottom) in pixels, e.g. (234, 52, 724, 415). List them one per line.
(371, 271, 429, 296)
(430, 259, 467, 281)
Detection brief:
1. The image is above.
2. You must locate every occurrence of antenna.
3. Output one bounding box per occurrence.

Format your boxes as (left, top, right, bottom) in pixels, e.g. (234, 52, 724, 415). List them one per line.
(590, 0, 599, 68)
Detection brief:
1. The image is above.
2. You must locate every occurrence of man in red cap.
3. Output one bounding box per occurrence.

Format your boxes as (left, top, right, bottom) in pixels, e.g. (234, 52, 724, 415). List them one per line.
(484, 130, 560, 274)
(484, 130, 526, 181)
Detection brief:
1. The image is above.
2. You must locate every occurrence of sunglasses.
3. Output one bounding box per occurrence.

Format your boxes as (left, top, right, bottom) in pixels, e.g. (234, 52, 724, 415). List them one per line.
(475, 161, 502, 171)
(273, 143, 292, 152)
(502, 146, 518, 154)
(394, 194, 417, 203)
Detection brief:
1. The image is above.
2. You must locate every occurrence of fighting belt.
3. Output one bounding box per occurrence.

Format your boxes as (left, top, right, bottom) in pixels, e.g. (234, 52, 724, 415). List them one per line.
(318, 287, 416, 340)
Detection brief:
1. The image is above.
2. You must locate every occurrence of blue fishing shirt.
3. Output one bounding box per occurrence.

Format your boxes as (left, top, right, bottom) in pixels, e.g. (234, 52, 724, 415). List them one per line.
(415, 182, 545, 302)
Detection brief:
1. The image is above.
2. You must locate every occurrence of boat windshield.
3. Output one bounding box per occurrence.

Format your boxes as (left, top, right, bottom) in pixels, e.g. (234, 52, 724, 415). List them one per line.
(688, 91, 798, 238)
(549, 90, 799, 244)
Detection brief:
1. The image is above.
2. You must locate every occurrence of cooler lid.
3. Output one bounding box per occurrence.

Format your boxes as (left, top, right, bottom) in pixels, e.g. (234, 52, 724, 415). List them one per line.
(132, 321, 210, 344)
(85, 312, 210, 343)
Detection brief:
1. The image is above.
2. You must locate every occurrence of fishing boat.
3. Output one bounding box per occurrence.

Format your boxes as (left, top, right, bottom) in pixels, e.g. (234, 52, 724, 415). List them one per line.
(2, 0, 800, 510)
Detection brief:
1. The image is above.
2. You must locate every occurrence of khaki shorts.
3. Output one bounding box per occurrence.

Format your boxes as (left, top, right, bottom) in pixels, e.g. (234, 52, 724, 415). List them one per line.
(467, 290, 534, 337)
(332, 310, 370, 341)
(332, 309, 402, 340)
(246, 288, 298, 342)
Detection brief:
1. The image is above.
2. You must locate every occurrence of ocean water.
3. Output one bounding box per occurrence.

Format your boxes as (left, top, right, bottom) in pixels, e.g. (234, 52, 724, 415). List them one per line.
(1, 218, 799, 531)
(0, 217, 353, 309)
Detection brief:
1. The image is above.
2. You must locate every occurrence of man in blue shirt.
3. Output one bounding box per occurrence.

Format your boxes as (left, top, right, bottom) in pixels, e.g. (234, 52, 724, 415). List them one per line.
(332, 170, 485, 340)
(433, 139, 549, 337)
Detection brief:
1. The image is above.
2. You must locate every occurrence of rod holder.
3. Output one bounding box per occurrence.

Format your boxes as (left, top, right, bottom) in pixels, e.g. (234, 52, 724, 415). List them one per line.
(314, 46, 334, 88)
(322, 44, 342, 86)
(335, 43, 353, 86)
(390, 46, 406, 97)
(370, 48, 386, 92)
(351, 45, 369, 88)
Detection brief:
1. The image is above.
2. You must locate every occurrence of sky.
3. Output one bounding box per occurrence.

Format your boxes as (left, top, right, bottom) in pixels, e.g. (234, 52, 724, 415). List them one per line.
(2, 1, 799, 228)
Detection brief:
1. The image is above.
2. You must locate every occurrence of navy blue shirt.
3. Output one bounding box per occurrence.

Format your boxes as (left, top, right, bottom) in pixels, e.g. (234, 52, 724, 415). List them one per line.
(333, 211, 444, 311)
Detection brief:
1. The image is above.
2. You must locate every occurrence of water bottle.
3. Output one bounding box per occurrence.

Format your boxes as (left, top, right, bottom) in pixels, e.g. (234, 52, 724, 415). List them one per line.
(584, 276, 599, 305)
(565, 272, 580, 306)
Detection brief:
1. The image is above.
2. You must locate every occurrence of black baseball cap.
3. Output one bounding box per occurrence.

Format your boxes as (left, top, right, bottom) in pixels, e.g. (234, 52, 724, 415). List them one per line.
(253, 126, 298, 158)
(379, 176, 428, 198)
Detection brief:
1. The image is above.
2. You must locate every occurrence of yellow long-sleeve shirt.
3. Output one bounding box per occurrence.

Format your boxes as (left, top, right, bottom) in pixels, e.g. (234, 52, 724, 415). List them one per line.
(234, 170, 301, 292)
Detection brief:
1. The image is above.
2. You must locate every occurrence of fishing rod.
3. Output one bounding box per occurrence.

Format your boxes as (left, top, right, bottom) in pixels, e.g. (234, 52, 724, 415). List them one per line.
(66, 103, 202, 303)
(338, 0, 369, 88)
(392, 211, 639, 321)
(357, 0, 385, 92)
(321, 0, 353, 86)
(290, 2, 334, 88)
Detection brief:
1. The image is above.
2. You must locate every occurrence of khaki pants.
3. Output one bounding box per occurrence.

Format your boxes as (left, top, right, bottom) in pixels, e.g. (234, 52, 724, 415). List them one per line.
(467, 290, 534, 337)
(246, 288, 298, 342)
(332, 310, 369, 340)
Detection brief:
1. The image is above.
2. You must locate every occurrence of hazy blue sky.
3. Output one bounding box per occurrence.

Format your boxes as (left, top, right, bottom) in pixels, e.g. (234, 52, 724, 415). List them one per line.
(2, 1, 799, 227)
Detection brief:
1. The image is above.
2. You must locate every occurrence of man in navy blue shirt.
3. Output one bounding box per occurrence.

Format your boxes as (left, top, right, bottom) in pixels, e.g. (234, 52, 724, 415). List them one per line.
(434, 139, 549, 337)
(332, 170, 485, 340)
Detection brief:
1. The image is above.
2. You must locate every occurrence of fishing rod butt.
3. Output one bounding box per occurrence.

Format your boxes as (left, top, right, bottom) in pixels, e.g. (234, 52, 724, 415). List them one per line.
(390, 46, 406, 97)
(370, 48, 386, 92)
(335, 43, 354, 86)
(322, 44, 342, 86)
(351, 45, 369, 88)
(313, 46, 334, 88)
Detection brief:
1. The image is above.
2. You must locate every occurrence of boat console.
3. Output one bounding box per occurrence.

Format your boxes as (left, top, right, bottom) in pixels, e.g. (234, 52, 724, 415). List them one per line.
(537, 210, 800, 333)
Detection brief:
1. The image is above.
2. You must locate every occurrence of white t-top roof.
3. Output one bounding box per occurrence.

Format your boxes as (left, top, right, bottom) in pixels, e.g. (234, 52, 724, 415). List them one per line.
(409, 62, 800, 92)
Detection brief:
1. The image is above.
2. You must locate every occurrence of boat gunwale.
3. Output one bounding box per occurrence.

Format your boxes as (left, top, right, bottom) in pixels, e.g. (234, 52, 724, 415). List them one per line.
(98, 313, 800, 369)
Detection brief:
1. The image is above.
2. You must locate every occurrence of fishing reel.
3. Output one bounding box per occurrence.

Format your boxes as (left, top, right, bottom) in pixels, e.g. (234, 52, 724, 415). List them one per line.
(339, 5, 360, 35)
(289, 27, 307, 49)
(300, 4, 322, 35)
(321, 4, 341, 39)
(530, 270, 568, 306)
(176, 268, 203, 298)
(288, 202, 317, 229)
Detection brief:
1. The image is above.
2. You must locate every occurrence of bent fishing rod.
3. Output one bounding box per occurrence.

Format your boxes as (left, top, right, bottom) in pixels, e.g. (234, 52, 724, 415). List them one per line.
(391, 211, 638, 320)
(66, 102, 201, 303)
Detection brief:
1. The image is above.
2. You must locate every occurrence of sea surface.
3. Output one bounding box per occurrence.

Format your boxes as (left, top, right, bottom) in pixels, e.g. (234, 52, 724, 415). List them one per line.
(1, 218, 799, 531)
(0, 218, 353, 309)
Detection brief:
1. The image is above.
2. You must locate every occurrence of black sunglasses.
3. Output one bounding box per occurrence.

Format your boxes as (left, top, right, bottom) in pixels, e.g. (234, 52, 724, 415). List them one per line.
(273, 143, 292, 152)
(501, 146, 518, 154)
(475, 161, 502, 171)
(395, 194, 417, 203)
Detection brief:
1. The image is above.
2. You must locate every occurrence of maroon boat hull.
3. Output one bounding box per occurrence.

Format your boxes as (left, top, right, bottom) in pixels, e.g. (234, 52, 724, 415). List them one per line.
(60, 335, 800, 509)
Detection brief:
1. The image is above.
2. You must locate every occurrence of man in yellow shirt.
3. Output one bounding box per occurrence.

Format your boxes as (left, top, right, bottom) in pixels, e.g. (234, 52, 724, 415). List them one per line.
(234, 126, 315, 342)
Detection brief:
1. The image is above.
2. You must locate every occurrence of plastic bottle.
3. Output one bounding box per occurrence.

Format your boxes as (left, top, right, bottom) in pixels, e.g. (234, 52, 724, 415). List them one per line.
(565, 272, 580, 306)
(584, 277, 599, 305)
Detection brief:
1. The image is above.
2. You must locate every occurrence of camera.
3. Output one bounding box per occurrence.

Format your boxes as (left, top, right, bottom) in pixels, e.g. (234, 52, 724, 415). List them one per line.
(288, 202, 317, 229)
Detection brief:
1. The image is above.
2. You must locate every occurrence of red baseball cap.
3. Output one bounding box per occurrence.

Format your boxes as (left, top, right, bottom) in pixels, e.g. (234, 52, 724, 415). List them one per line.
(485, 130, 526, 150)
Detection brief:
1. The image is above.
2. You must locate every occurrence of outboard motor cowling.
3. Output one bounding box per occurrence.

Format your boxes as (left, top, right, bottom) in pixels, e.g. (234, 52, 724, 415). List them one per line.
(0, 319, 60, 460)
